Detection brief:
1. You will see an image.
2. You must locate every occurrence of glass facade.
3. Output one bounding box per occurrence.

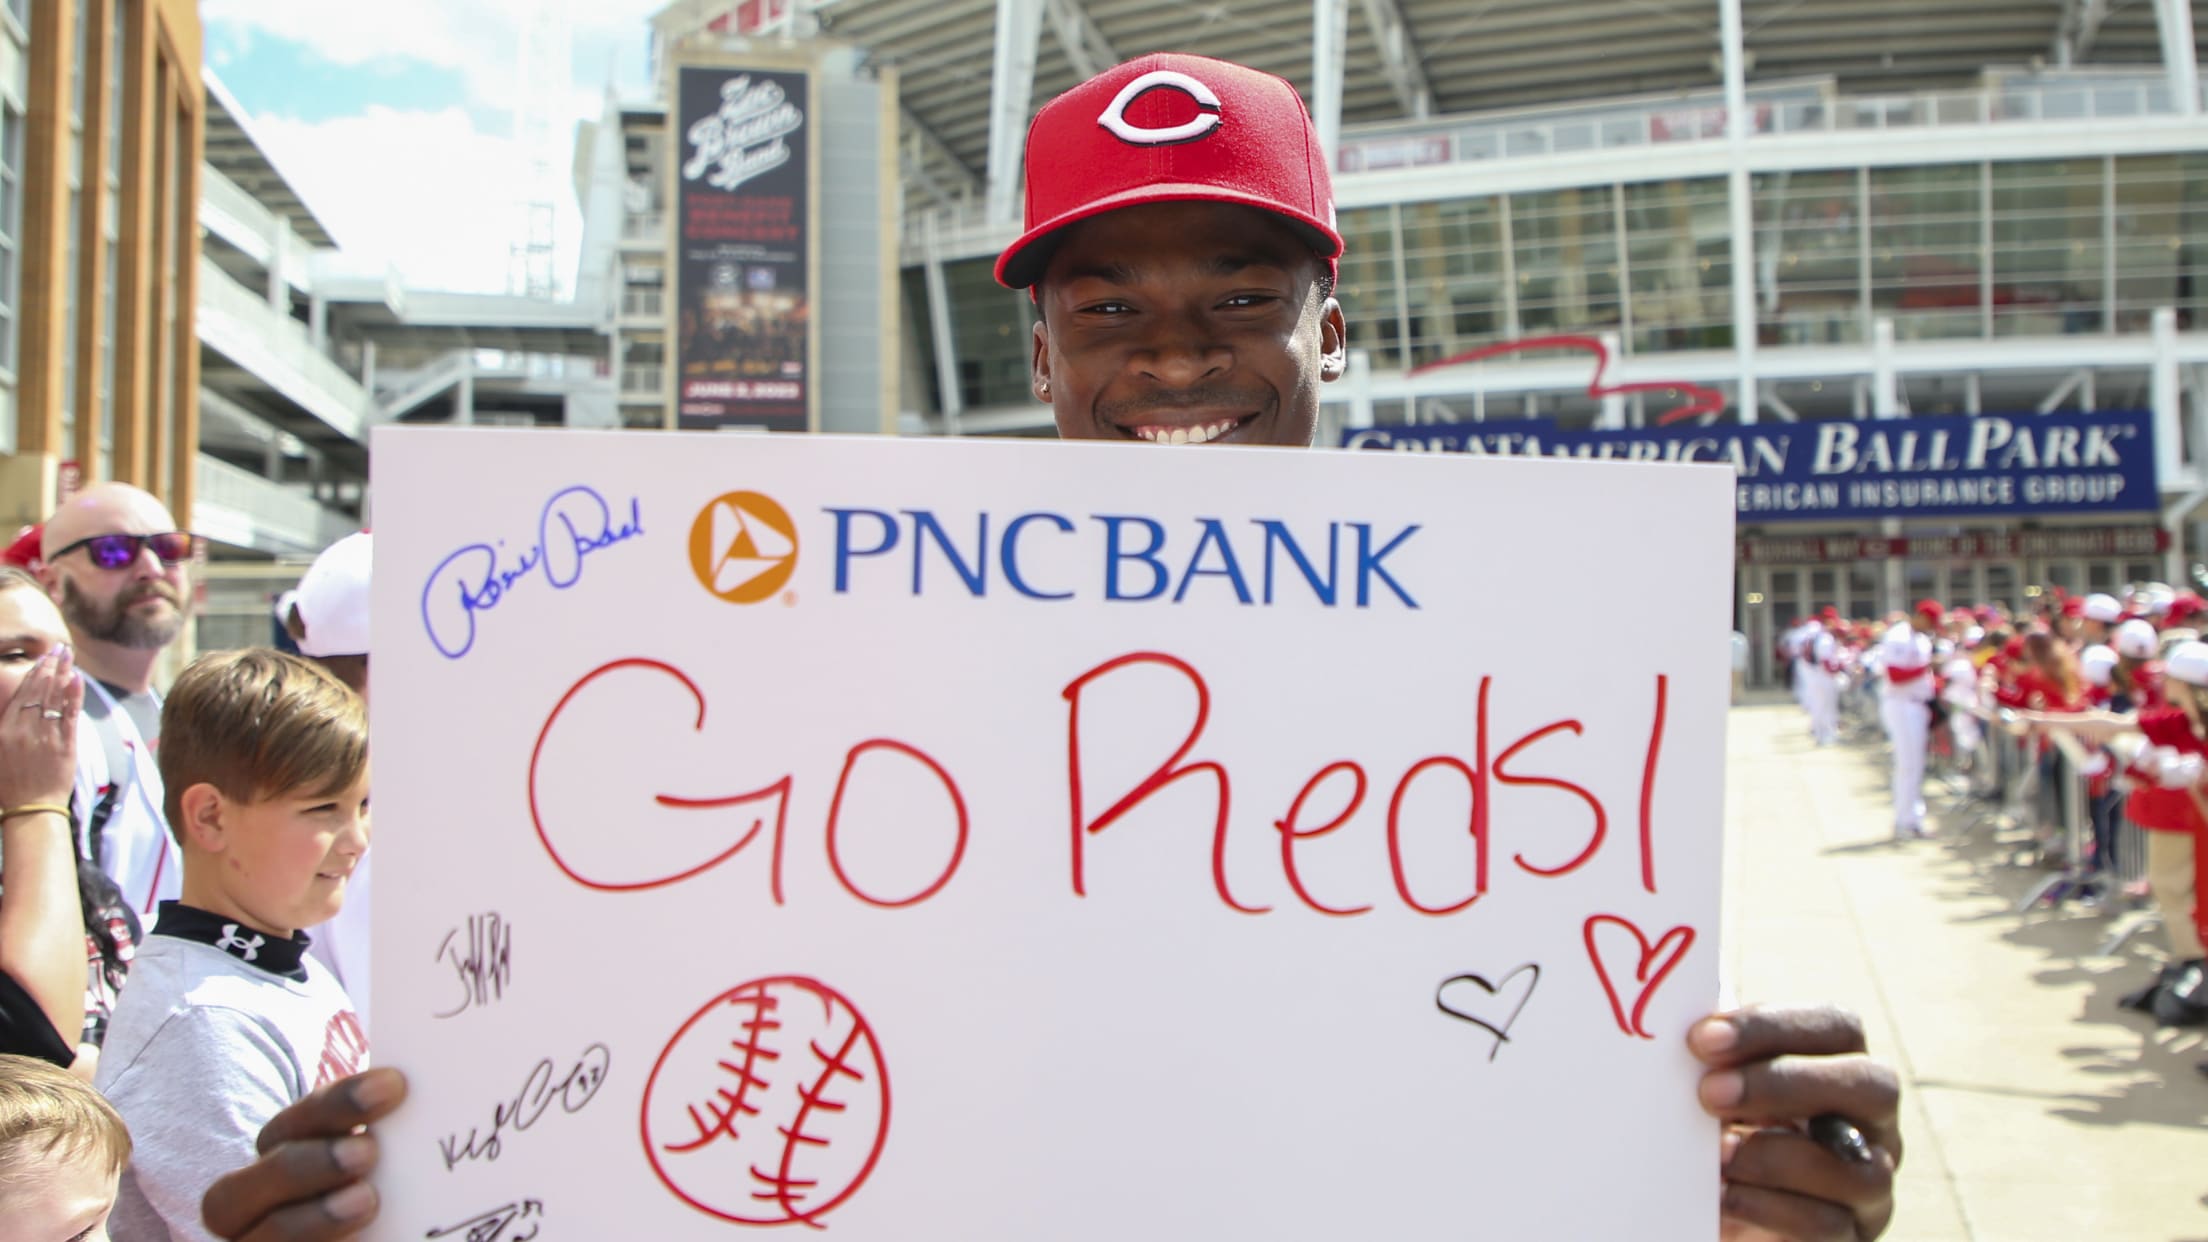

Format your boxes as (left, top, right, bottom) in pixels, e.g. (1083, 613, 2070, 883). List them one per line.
(913, 153, 2208, 416)
(940, 255, 1035, 411)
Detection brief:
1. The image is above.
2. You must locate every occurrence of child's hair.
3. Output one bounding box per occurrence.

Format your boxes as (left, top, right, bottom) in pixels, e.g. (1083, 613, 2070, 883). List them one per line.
(158, 648, 367, 841)
(0, 1054, 131, 1190)
(0, 564, 40, 596)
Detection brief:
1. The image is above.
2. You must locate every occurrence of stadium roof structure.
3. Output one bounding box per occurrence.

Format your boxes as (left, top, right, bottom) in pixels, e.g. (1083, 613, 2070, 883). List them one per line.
(795, 0, 2203, 209)
(203, 71, 340, 251)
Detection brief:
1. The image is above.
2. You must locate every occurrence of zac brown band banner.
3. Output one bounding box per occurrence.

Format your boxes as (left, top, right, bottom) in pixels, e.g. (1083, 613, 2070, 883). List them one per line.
(673, 62, 815, 432)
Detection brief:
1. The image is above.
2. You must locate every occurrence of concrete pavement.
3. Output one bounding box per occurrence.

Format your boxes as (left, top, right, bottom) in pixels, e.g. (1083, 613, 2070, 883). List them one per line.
(1725, 698, 2208, 1242)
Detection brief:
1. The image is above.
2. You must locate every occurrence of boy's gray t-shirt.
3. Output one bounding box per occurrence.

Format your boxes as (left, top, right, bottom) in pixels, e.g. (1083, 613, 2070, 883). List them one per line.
(95, 912, 367, 1242)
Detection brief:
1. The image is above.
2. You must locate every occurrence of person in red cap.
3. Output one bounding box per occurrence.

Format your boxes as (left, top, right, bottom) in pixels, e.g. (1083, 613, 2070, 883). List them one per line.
(2163, 592, 2208, 649)
(1878, 602, 1942, 838)
(201, 53, 1901, 1242)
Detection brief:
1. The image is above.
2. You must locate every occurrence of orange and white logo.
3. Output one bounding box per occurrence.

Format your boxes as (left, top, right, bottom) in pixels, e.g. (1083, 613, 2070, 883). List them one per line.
(688, 491, 798, 604)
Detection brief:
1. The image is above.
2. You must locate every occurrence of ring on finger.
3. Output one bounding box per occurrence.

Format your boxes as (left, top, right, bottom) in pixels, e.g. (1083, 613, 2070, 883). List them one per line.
(41, 709, 64, 720)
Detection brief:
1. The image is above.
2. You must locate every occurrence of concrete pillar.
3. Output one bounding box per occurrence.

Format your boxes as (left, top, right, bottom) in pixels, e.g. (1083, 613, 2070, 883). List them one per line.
(1871, 318, 1900, 417)
(1312, 0, 1349, 168)
(985, 0, 1043, 225)
(267, 223, 289, 309)
(1720, 0, 1757, 423)
(920, 218, 964, 435)
(1599, 331, 1625, 428)
(2155, 0, 2201, 116)
(2153, 306, 2183, 484)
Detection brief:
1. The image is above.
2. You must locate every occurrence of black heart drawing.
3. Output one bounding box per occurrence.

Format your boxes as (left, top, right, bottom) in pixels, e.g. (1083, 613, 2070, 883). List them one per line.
(1434, 963, 1541, 1061)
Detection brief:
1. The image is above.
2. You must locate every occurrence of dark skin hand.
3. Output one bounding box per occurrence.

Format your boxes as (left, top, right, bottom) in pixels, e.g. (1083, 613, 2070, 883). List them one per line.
(201, 1068, 407, 1242)
(1694, 1005, 1902, 1241)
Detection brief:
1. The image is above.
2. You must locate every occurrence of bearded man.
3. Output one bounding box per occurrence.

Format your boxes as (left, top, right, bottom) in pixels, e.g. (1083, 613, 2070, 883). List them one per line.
(39, 482, 199, 911)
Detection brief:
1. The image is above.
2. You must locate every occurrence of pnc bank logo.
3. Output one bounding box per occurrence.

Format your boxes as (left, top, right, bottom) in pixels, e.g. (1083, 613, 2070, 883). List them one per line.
(688, 491, 798, 604)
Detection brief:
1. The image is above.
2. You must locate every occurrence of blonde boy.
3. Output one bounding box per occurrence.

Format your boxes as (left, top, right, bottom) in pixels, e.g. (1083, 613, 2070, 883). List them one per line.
(0, 1052, 131, 1241)
(95, 651, 370, 1242)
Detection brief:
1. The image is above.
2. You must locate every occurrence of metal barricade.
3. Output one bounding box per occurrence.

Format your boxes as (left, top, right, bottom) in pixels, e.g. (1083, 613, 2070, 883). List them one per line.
(2097, 747, 2166, 954)
(2015, 730, 2094, 911)
(1957, 706, 2033, 841)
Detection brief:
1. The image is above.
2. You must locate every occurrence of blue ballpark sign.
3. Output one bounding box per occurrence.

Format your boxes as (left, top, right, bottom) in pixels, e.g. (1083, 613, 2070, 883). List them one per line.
(1341, 409, 2158, 522)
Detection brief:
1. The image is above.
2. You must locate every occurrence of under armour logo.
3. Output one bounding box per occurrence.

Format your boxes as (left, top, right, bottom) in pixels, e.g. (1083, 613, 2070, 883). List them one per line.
(216, 924, 265, 962)
(1097, 70, 1222, 146)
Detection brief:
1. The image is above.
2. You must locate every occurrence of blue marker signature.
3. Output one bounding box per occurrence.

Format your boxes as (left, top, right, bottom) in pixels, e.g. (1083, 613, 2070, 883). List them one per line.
(422, 486, 645, 660)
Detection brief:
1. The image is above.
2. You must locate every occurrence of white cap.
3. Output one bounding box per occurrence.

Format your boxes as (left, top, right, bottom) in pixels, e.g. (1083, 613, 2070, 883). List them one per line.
(2080, 644, 2118, 687)
(294, 532, 372, 658)
(2114, 619, 2159, 661)
(2166, 639, 2208, 688)
(2083, 593, 2123, 623)
(1964, 626, 1985, 646)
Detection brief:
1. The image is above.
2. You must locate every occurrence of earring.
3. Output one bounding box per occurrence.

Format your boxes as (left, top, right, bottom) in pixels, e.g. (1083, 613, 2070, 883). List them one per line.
(1039, 381, 1051, 397)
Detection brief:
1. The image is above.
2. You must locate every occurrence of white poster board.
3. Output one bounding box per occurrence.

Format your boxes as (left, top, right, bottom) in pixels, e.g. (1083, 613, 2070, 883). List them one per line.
(367, 428, 1733, 1240)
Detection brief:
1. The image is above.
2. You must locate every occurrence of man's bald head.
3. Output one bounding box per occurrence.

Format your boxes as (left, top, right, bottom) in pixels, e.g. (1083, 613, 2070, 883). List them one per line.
(42, 482, 177, 559)
(40, 481, 189, 659)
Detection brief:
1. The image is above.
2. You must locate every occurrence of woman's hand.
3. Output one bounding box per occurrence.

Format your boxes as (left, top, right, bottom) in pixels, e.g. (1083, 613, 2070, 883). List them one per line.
(0, 645, 79, 810)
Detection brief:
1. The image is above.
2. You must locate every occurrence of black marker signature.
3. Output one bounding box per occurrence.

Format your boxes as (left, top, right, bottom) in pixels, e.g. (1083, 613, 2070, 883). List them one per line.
(426, 1199, 544, 1242)
(434, 914, 513, 1019)
(437, 1043, 610, 1170)
(421, 486, 645, 659)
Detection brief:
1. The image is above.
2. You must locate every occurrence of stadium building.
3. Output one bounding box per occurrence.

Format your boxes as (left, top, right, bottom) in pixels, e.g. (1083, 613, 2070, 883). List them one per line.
(629, 0, 2208, 685)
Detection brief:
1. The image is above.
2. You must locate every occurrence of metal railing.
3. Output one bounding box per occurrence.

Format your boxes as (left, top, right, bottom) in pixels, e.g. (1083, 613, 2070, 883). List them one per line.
(621, 289, 665, 318)
(194, 455, 358, 557)
(903, 76, 2208, 257)
(620, 366, 664, 395)
(623, 213, 666, 243)
(195, 256, 373, 442)
(1332, 76, 2201, 174)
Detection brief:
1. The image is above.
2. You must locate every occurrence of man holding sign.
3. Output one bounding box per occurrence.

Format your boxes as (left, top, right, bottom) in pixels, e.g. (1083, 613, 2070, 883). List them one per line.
(203, 53, 1897, 1242)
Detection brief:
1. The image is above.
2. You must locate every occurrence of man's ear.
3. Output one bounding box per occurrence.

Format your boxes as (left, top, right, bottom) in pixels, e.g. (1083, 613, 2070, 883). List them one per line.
(1031, 317, 1054, 405)
(1318, 296, 1348, 383)
(178, 783, 230, 853)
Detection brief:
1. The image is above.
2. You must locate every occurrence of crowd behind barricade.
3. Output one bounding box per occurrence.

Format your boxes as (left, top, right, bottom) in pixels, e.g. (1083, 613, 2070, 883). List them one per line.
(1778, 584, 2208, 1075)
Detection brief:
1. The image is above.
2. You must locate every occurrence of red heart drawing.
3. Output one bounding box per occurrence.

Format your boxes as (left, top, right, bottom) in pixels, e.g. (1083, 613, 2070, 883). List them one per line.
(1583, 914, 1696, 1039)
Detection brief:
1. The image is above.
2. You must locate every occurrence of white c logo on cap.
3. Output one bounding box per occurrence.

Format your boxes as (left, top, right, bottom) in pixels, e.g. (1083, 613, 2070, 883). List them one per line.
(1097, 70, 1223, 145)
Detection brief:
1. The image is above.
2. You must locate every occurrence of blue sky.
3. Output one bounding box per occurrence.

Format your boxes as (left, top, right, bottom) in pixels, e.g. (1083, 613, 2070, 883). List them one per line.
(201, 0, 664, 294)
(206, 25, 480, 127)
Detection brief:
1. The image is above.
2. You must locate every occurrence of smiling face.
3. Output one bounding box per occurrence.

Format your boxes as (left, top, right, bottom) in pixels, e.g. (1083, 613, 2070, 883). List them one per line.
(180, 770, 372, 937)
(1031, 201, 1345, 448)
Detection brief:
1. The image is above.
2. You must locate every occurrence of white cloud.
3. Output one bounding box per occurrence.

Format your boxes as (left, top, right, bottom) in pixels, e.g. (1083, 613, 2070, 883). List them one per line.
(250, 107, 558, 295)
(203, 0, 666, 110)
(208, 0, 672, 295)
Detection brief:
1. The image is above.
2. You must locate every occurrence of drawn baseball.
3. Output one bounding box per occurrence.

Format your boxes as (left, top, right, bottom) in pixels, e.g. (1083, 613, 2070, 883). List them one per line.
(641, 976, 891, 1227)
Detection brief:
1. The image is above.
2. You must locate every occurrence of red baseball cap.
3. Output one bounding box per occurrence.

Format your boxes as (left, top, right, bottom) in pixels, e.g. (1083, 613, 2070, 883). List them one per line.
(1915, 599, 1944, 622)
(994, 53, 1344, 290)
(1, 523, 40, 569)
